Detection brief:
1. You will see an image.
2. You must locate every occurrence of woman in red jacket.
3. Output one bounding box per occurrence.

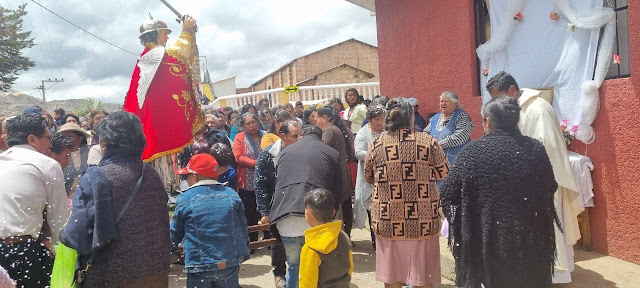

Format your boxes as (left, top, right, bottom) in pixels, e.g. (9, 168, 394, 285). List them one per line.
(233, 112, 265, 245)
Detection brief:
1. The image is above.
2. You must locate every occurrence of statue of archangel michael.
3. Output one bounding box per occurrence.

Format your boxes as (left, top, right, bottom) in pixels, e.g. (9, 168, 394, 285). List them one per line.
(123, 14, 204, 162)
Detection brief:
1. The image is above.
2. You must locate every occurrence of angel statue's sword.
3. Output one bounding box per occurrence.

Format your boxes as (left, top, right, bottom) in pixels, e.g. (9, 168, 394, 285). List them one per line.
(159, 0, 204, 102)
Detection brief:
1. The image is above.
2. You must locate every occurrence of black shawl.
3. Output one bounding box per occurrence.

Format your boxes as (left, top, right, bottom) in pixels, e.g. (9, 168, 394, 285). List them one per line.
(440, 129, 559, 288)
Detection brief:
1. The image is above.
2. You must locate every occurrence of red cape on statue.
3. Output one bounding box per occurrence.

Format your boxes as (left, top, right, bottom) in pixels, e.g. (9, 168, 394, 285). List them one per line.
(123, 36, 203, 162)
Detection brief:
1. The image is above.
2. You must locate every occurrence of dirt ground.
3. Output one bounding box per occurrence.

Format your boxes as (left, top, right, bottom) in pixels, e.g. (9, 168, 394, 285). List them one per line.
(169, 228, 640, 288)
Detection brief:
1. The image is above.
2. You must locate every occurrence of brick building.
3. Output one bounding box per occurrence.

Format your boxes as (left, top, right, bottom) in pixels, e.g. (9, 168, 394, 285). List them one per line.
(248, 38, 379, 91)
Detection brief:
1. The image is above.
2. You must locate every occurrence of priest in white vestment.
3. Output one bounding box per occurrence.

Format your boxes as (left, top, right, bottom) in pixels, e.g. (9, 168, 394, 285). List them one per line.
(486, 72, 582, 283)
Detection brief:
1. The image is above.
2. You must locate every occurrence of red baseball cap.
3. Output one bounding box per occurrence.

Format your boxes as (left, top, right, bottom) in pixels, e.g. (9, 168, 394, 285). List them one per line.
(175, 154, 219, 179)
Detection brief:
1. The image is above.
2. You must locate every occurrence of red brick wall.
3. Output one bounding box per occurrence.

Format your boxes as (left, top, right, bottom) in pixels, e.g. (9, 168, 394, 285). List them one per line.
(375, 0, 640, 264)
(299, 65, 376, 86)
(251, 39, 380, 91)
(236, 88, 252, 94)
(296, 39, 379, 83)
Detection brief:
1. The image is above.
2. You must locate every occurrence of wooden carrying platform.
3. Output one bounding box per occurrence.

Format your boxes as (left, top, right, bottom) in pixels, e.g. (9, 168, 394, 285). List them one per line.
(578, 209, 592, 251)
(248, 223, 282, 250)
(170, 223, 282, 265)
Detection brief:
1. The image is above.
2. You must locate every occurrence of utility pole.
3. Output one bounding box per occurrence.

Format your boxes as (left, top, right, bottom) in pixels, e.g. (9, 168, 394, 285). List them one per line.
(34, 78, 64, 110)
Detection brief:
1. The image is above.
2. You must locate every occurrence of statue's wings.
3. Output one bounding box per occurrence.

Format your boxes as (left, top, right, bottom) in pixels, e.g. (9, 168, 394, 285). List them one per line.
(136, 47, 165, 109)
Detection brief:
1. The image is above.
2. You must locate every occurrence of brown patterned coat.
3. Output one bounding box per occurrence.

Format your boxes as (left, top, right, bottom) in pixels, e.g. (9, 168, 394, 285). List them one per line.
(364, 129, 448, 240)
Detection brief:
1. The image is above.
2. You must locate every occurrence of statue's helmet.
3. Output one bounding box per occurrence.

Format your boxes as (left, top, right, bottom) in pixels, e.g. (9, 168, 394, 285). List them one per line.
(139, 20, 172, 39)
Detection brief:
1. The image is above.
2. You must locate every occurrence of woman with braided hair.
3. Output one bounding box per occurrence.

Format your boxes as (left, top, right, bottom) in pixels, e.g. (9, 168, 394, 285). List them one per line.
(315, 105, 356, 237)
(440, 96, 558, 288)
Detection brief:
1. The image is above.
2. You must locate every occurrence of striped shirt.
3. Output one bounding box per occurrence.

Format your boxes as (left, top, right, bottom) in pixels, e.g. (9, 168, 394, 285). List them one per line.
(424, 110, 474, 149)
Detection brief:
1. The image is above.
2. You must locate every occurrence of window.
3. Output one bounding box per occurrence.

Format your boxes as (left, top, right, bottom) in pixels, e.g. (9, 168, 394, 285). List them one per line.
(474, 0, 490, 94)
(602, 0, 630, 79)
(475, 1, 630, 81)
(474, 0, 490, 45)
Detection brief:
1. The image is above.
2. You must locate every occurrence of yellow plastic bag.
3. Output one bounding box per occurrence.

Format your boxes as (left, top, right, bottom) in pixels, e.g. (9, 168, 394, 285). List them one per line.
(51, 242, 77, 288)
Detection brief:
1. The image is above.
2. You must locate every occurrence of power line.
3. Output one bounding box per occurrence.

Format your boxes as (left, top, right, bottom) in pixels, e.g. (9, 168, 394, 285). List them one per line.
(30, 0, 138, 56)
(38, 1, 64, 82)
(21, 0, 54, 79)
(107, 88, 127, 98)
(37, 1, 66, 91)
(104, 88, 127, 104)
(46, 81, 60, 90)
(38, 2, 58, 61)
(18, 42, 50, 81)
(33, 78, 63, 110)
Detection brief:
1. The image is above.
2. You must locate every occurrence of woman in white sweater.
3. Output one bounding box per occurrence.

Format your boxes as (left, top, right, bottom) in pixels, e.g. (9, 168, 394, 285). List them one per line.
(353, 103, 386, 248)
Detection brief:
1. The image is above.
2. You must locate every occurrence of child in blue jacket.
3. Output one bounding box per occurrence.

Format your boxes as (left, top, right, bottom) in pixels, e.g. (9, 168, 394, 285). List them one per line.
(171, 154, 249, 288)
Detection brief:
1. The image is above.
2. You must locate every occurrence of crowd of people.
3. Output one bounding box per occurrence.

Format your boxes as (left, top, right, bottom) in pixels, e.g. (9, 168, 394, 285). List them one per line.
(0, 71, 571, 288)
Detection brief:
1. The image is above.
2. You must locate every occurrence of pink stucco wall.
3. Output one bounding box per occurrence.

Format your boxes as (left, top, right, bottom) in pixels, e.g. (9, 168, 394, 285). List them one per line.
(375, 0, 484, 140)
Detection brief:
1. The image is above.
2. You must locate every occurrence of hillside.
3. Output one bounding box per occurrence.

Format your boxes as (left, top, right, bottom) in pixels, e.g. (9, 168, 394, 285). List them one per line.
(0, 90, 121, 118)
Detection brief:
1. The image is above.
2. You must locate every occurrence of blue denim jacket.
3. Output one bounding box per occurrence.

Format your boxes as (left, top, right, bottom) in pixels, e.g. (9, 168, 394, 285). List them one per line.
(170, 180, 250, 273)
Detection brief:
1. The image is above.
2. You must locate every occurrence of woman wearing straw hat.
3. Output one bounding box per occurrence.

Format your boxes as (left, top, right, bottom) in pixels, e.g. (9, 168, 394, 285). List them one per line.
(58, 123, 91, 197)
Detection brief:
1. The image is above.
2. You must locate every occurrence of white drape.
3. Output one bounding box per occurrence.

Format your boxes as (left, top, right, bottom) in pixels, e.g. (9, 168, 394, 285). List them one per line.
(478, 0, 616, 144)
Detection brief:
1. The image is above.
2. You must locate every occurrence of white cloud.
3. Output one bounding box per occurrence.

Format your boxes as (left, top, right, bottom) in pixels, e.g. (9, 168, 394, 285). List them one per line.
(9, 0, 377, 104)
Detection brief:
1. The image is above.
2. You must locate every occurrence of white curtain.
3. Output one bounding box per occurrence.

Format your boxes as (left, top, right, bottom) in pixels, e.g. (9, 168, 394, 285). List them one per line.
(478, 0, 616, 144)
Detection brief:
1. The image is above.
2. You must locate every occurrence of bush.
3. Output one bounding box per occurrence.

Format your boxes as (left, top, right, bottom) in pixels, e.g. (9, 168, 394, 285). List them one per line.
(76, 97, 105, 118)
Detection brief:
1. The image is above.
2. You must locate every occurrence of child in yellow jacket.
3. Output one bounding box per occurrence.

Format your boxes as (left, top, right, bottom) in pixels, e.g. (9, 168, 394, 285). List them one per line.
(299, 188, 354, 288)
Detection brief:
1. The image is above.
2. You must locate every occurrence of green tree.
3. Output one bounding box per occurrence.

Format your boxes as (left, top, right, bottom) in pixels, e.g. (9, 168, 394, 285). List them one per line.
(0, 4, 35, 91)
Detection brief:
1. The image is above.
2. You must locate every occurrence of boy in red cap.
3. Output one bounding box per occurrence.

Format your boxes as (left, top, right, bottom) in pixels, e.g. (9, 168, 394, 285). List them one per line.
(171, 154, 250, 287)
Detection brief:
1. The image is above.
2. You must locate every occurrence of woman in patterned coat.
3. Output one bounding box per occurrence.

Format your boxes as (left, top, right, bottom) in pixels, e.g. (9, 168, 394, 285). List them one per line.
(365, 97, 449, 288)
